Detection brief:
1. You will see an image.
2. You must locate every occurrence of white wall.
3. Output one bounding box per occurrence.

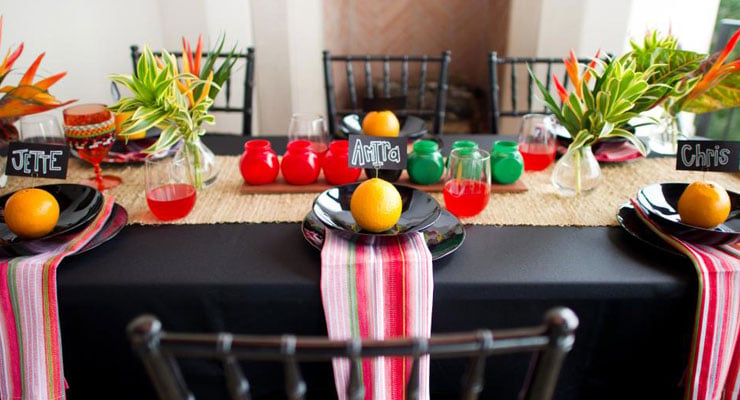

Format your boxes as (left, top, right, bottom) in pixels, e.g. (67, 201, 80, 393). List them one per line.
(506, 0, 720, 134)
(1, 1, 254, 135)
(251, 0, 325, 136)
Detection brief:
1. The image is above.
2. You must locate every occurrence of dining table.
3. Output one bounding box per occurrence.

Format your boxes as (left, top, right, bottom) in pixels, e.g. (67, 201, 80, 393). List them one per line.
(46, 133, 703, 399)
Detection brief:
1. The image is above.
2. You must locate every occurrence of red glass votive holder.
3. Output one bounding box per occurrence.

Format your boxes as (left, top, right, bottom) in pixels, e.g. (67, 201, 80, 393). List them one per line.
(281, 139, 320, 185)
(240, 139, 280, 185)
(323, 140, 361, 185)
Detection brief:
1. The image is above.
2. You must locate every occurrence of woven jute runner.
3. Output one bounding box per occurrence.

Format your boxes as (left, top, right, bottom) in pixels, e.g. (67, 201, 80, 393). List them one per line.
(2, 155, 739, 227)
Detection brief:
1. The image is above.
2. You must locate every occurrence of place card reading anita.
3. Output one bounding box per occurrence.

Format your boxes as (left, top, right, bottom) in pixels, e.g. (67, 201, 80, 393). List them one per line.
(676, 140, 740, 172)
(5, 141, 69, 179)
(348, 134, 407, 170)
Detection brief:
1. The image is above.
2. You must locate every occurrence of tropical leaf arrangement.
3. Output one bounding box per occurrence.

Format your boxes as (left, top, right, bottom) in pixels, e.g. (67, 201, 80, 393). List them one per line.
(108, 35, 239, 152)
(0, 16, 74, 139)
(626, 28, 740, 115)
(529, 50, 651, 155)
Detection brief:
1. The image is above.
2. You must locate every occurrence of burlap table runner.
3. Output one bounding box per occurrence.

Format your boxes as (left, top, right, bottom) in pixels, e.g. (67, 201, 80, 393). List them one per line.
(3, 155, 738, 227)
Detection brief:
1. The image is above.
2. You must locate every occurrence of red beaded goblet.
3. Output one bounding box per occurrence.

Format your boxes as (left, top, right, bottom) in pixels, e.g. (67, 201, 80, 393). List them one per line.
(63, 104, 121, 191)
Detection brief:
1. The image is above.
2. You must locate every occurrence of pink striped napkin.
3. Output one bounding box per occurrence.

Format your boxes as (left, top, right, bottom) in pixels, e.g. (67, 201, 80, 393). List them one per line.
(0, 195, 115, 400)
(321, 230, 434, 400)
(631, 199, 740, 400)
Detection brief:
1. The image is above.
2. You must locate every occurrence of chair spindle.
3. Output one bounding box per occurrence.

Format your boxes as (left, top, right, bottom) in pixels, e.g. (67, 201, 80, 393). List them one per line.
(510, 64, 518, 112)
(364, 57, 373, 98)
(281, 335, 307, 400)
(219, 333, 251, 400)
(418, 57, 428, 113)
(461, 330, 493, 400)
(383, 56, 391, 98)
(347, 338, 364, 400)
(346, 59, 358, 111)
(401, 57, 409, 96)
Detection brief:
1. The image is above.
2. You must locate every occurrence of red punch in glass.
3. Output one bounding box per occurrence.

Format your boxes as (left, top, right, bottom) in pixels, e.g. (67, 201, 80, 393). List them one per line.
(63, 103, 121, 191)
(145, 156, 197, 221)
(443, 148, 491, 218)
(518, 114, 557, 171)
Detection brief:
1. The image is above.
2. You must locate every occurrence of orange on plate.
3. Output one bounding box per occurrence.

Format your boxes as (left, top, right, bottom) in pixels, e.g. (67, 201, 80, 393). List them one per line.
(350, 178, 402, 232)
(362, 110, 400, 137)
(4, 188, 60, 239)
(677, 181, 731, 229)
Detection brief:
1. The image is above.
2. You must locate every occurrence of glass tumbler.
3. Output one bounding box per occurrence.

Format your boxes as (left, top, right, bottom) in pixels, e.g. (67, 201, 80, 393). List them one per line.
(443, 148, 491, 218)
(517, 114, 557, 171)
(145, 156, 197, 221)
(19, 114, 66, 145)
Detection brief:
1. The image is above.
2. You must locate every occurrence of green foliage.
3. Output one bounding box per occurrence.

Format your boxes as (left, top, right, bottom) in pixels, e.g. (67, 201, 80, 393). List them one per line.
(108, 46, 217, 153)
(529, 57, 649, 155)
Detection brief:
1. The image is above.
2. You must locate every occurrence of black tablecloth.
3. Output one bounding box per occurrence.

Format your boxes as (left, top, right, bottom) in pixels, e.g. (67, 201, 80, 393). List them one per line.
(57, 134, 695, 399)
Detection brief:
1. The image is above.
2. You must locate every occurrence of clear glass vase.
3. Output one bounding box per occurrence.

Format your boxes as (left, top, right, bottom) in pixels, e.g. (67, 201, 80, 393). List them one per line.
(174, 137, 219, 189)
(649, 111, 685, 155)
(551, 146, 601, 196)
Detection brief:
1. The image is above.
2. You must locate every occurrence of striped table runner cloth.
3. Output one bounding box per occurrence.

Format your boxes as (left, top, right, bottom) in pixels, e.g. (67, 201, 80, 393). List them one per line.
(631, 199, 740, 400)
(0, 195, 115, 400)
(321, 230, 434, 400)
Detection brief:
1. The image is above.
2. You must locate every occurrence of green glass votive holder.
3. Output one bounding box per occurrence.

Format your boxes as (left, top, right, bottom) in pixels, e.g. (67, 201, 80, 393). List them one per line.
(491, 140, 524, 184)
(408, 139, 445, 184)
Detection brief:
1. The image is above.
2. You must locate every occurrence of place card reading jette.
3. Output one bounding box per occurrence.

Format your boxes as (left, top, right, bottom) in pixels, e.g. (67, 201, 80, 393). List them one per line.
(676, 140, 740, 172)
(348, 134, 407, 170)
(5, 141, 69, 179)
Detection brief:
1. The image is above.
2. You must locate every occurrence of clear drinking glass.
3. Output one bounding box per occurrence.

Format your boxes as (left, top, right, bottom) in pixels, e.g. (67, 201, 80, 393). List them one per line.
(517, 114, 557, 171)
(145, 155, 197, 221)
(443, 148, 491, 218)
(19, 114, 66, 145)
(287, 113, 329, 162)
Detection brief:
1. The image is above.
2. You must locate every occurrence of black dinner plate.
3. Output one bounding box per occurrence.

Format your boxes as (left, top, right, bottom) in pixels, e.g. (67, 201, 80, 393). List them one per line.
(339, 114, 427, 139)
(1, 203, 127, 257)
(302, 209, 465, 260)
(636, 182, 740, 245)
(616, 203, 682, 257)
(312, 182, 442, 238)
(0, 184, 103, 251)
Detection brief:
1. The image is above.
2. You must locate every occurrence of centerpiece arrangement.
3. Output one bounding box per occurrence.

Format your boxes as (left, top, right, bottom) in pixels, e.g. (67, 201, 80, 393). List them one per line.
(624, 28, 740, 154)
(531, 51, 652, 195)
(109, 35, 238, 189)
(0, 16, 73, 140)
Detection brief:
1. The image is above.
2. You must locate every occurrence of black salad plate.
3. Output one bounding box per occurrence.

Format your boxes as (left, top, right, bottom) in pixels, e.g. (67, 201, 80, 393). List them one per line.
(0, 203, 127, 257)
(339, 114, 427, 139)
(636, 182, 740, 245)
(0, 184, 103, 250)
(302, 209, 465, 260)
(616, 203, 681, 257)
(312, 183, 442, 238)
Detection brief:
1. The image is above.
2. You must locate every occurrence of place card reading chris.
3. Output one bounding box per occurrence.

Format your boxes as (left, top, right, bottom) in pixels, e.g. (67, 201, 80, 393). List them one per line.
(348, 134, 407, 170)
(5, 141, 69, 179)
(676, 140, 740, 172)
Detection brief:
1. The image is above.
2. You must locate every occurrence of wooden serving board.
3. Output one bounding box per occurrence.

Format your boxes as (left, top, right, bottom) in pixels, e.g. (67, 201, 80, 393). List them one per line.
(241, 170, 527, 194)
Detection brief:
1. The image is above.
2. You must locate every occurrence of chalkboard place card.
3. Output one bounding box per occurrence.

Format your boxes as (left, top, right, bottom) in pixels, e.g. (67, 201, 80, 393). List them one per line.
(348, 134, 407, 170)
(5, 141, 69, 179)
(676, 140, 740, 172)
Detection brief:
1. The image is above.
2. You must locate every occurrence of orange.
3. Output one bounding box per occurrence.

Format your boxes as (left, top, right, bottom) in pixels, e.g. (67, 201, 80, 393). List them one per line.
(114, 112, 146, 140)
(350, 178, 403, 232)
(362, 110, 400, 137)
(4, 188, 60, 239)
(677, 181, 731, 229)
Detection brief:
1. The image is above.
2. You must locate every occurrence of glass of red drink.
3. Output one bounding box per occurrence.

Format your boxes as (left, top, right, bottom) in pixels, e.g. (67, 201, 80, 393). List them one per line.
(62, 104, 121, 191)
(145, 155, 197, 221)
(443, 148, 491, 218)
(517, 114, 557, 172)
(288, 113, 329, 164)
